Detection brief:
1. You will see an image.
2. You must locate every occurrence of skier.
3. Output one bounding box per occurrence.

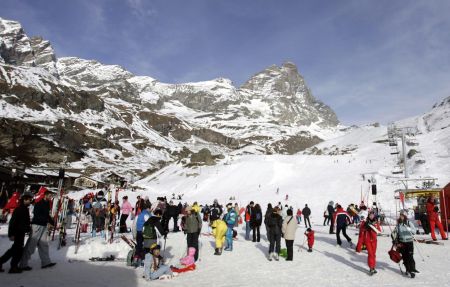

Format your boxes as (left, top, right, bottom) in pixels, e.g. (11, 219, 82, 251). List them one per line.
(333, 204, 353, 247)
(224, 203, 237, 251)
(393, 212, 419, 278)
(355, 210, 381, 275)
(250, 203, 262, 242)
(281, 209, 297, 261)
(119, 196, 132, 233)
(20, 189, 56, 270)
(143, 243, 173, 280)
(302, 204, 311, 228)
(185, 205, 202, 261)
(323, 207, 329, 226)
(244, 201, 254, 240)
(0, 192, 32, 273)
(426, 196, 448, 241)
(266, 207, 282, 261)
(305, 228, 315, 252)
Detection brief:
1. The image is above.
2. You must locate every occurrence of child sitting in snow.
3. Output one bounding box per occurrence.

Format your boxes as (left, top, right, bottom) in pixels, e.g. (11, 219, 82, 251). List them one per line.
(143, 243, 173, 280)
(305, 228, 315, 252)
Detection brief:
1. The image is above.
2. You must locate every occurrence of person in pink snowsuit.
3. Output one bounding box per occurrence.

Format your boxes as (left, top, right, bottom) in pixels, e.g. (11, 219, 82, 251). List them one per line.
(180, 247, 196, 266)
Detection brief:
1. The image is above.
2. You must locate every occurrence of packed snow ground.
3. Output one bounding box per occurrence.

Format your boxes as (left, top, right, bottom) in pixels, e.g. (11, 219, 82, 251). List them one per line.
(1, 117, 449, 286)
(1, 218, 449, 287)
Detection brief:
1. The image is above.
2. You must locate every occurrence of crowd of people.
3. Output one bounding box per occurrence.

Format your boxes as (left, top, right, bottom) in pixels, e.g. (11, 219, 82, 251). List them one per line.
(0, 190, 448, 281)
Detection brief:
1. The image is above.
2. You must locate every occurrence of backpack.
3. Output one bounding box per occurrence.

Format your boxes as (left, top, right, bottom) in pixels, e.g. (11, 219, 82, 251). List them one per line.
(256, 212, 262, 221)
(143, 222, 156, 239)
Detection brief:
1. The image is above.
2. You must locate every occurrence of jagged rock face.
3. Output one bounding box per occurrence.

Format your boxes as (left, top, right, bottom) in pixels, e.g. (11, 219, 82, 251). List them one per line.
(0, 17, 343, 180)
(241, 62, 339, 127)
(0, 18, 58, 76)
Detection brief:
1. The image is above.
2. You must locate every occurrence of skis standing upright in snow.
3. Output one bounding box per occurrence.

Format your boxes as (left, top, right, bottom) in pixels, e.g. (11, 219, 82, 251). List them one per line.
(74, 202, 85, 254)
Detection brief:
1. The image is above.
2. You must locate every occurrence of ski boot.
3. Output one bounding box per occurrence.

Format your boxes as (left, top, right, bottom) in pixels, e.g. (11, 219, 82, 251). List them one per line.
(268, 252, 273, 261)
(214, 248, 222, 255)
(307, 248, 312, 252)
(369, 269, 377, 276)
(274, 253, 279, 261)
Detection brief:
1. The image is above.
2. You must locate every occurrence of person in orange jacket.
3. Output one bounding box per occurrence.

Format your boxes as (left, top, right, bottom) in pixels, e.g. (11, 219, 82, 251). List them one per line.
(304, 228, 314, 252)
(356, 210, 381, 275)
(426, 196, 448, 241)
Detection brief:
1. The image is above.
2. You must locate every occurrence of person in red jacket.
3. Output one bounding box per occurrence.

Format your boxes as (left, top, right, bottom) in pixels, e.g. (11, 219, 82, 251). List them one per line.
(356, 210, 381, 275)
(305, 228, 315, 252)
(426, 196, 448, 241)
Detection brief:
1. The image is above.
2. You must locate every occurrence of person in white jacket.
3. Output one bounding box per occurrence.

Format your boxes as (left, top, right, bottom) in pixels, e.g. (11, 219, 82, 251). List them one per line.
(282, 209, 298, 261)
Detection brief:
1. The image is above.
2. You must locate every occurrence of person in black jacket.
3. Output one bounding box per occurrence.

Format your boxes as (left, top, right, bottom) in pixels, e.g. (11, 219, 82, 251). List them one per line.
(302, 204, 311, 228)
(328, 201, 335, 234)
(266, 207, 283, 261)
(0, 192, 32, 273)
(143, 209, 166, 253)
(166, 201, 180, 232)
(250, 204, 263, 242)
(20, 190, 56, 270)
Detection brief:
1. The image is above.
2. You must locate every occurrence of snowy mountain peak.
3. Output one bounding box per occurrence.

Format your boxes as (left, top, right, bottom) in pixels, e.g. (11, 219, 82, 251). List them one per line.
(240, 62, 339, 127)
(0, 17, 57, 76)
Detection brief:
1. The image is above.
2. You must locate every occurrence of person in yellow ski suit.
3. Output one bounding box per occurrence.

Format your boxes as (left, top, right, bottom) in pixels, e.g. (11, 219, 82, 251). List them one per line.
(211, 219, 227, 255)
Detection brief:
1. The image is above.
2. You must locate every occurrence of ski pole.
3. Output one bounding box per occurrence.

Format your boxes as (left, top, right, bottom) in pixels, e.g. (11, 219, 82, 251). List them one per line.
(409, 231, 426, 262)
(298, 235, 306, 252)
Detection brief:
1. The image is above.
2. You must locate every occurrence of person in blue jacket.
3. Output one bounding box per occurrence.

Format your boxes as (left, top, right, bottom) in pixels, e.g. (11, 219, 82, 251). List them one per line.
(223, 203, 237, 251)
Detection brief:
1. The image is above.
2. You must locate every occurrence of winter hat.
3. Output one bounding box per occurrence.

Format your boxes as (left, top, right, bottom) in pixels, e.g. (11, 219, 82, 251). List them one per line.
(150, 243, 161, 253)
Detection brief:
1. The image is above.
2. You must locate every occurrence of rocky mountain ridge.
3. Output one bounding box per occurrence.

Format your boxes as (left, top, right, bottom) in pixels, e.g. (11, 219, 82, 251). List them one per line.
(0, 17, 340, 181)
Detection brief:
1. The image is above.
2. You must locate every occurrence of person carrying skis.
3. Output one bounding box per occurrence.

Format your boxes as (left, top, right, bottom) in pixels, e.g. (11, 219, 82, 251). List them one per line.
(426, 196, 448, 241)
(392, 212, 419, 278)
(281, 209, 297, 261)
(302, 204, 311, 228)
(0, 192, 32, 273)
(20, 190, 56, 270)
(143, 243, 173, 280)
(305, 228, 315, 252)
(266, 207, 283, 261)
(224, 203, 237, 251)
(250, 204, 263, 242)
(356, 210, 382, 275)
(333, 204, 353, 247)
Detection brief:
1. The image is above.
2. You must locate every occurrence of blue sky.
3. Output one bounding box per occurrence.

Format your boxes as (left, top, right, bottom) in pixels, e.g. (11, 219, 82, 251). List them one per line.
(2, 0, 450, 125)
